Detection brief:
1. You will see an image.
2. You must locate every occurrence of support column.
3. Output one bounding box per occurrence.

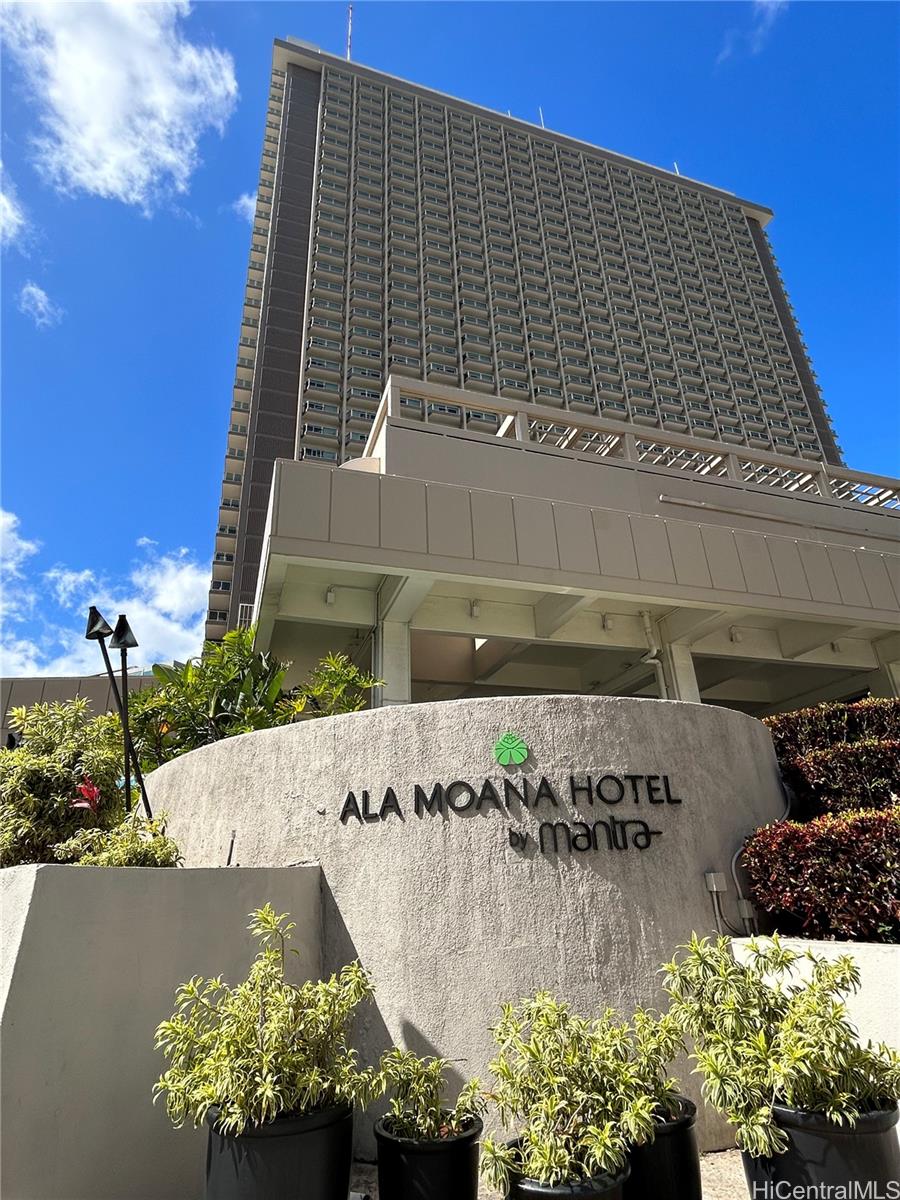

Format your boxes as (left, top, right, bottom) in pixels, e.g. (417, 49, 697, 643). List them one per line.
(871, 634, 900, 699)
(373, 620, 411, 707)
(661, 641, 702, 703)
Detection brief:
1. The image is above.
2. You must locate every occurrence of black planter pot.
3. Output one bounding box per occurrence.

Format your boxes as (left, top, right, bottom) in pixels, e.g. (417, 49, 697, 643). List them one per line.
(505, 1150, 630, 1200)
(623, 1096, 701, 1200)
(374, 1114, 482, 1200)
(205, 1102, 353, 1200)
(741, 1103, 900, 1196)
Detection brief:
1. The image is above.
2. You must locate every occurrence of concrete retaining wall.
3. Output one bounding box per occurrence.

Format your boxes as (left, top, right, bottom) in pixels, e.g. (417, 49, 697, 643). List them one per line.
(733, 937, 900, 1049)
(147, 694, 786, 1152)
(0, 864, 321, 1200)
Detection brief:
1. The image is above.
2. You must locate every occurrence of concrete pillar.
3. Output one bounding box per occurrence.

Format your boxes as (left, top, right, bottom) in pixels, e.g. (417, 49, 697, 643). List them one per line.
(661, 641, 702, 703)
(871, 636, 900, 699)
(373, 620, 411, 707)
(867, 660, 900, 699)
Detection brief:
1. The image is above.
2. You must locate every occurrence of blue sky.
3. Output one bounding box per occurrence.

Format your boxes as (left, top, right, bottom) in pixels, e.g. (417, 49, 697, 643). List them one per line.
(1, 1, 898, 676)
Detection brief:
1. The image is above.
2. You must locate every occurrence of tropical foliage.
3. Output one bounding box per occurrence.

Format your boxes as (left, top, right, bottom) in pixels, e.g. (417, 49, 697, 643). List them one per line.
(0, 698, 178, 867)
(53, 815, 182, 867)
(742, 808, 900, 943)
(662, 934, 900, 1158)
(379, 1048, 483, 1141)
(154, 905, 382, 1135)
(480, 992, 683, 1189)
(131, 629, 380, 770)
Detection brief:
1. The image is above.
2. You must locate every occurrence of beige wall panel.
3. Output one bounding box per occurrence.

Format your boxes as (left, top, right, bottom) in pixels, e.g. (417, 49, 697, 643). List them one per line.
(554, 503, 601, 574)
(471, 490, 518, 564)
(381, 477, 427, 553)
(592, 509, 639, 579)
(667, 522, 712, 588)
(6, 679, 44, 710)
(732, 531, 779, 597)
(426, 483, 474, 559)
(513, 498, 560, 570)
(797, 542, 842, 605)
(330, 468, 380, 547)
(857, 552, 900, 612)
(700, 525, 747, 593)
(630, 516, 676, 584)
(571, 459, 642, 512)
(38, 680, 84, 704)
(884, 555, 900, 608)
(277, 461, 330, 541)
(827, 547, 874, 609)
(766, 537, 812, 600)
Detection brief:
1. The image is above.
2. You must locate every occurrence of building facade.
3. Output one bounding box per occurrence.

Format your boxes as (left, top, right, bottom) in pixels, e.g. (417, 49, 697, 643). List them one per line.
(208, 38, 900, 715)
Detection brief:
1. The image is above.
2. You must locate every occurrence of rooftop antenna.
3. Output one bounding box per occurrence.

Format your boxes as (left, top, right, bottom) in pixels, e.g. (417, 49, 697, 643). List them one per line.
(673, 161, 681, 175)
(538, 106, 545, 129)
(346, 3, 353, 60)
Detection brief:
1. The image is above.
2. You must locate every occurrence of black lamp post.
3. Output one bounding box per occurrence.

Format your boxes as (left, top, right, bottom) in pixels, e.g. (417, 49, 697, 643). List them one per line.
(85, 606, 152, 819)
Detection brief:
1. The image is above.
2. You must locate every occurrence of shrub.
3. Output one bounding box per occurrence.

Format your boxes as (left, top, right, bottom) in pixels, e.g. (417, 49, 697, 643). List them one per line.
(764, 697, 900, 762)
(480, 994, 683, 1189)
(781, 739, 899, 815)
(379, 1048, 483, 1140)
(131, 630, 380, 771)
(663, 934, 900, 1157)
(742, 808, 900, 942)
(764, 698, 900, 818)
(154, 905, 382, 1135)
(0, 698, 125, 866)
(53, 815, 182, 867)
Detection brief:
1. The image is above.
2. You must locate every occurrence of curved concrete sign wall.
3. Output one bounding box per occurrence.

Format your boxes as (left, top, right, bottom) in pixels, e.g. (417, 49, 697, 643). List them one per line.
(149, 695, 785, 1150)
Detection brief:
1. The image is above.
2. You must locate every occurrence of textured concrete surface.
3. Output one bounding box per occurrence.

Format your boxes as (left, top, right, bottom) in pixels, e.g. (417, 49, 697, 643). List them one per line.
(148, 694, 785, 1155)
(734, 937, 900, 1048)
(0, 864, 321, 1200)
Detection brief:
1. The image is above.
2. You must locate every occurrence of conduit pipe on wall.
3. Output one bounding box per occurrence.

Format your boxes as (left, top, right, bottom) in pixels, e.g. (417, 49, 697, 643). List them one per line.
(639, 610, 669, 700)
(728, 775, 793, 936)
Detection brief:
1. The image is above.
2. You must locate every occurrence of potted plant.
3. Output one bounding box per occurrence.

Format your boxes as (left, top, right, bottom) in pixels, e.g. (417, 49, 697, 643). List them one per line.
(153, 905, 382, 1200)
(480, 992, 692, 1200)
(374, 1047, 484, 1200)
(621, 1010, 701, 1200)
(662, 933, 900, 1195)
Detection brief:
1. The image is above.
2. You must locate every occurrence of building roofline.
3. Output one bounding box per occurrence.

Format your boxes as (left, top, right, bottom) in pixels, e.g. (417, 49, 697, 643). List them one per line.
(273, 37, 774, 225)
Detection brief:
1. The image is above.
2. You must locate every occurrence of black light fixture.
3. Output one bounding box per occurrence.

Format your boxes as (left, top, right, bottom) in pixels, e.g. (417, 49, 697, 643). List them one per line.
(85, 606, 114, 641)
(109, 614, 138, 651)
(84, 607, 152, 819)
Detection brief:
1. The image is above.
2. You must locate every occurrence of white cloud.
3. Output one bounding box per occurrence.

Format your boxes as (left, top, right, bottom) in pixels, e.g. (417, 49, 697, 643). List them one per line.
(0, 1, 238, 215)
(45, 567, 95, 606)
(716, 0, 788, 65)
(1, 509, 40, 578)
(232, 192, 257, 223)
(750, 0, 789, 53)
(0, 162, 27, 249)
(0, 510, 209, 677)
(17, 281, 63, 328)
(136, 536, 157, 548)
(130, 549, 209, 623)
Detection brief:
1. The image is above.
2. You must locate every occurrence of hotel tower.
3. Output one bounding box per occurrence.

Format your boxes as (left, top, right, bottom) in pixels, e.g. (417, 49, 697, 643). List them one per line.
(206, 38, 900, 716)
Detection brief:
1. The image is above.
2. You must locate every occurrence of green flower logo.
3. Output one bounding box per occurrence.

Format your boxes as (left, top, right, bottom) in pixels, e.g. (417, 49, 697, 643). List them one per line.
(494, 732, 529, 766)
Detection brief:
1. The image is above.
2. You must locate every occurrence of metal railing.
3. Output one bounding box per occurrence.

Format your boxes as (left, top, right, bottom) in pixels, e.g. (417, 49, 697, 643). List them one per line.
(365, 375, 900, 514)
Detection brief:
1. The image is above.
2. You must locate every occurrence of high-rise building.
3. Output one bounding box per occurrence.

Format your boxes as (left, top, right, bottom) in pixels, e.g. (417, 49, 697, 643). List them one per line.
(207, 38, 900, 715)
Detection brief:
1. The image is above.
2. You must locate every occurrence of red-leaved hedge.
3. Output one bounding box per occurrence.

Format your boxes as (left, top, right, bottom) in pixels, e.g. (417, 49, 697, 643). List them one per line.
(742, 807, 900, 943)
(764, 697, 899, 761)
(781, 738, 900, 815)
(764, 697, 900, 817)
